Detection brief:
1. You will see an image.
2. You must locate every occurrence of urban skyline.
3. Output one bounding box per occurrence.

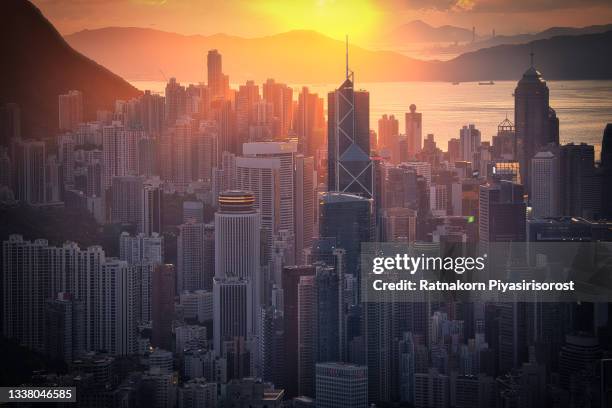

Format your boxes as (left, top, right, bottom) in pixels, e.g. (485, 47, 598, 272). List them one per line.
(2, 2, 612, 407)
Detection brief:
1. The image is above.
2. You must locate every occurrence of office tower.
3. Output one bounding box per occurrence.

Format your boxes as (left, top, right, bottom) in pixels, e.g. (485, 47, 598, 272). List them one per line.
(378, 114, 400, 163)
(381, 207, 417, 242)
(165, 77, 187, 125)
(140, 90, 165, 136)
(315, 263, 344, 363)
(102, 123, 128, 190)
(405, 104, 422, 159)
(212, 99, 237, 159)
(558, 333, 602, 390)
(294, 154, 315, 264)
(11, 139, 46, 204)
(492, 117, 515, 160)
(447, 138, 460, 164)
(141, 177, 163, 235)
(110, 175, 143, 224)
(315, 363, 368, 408)
(514, 57, 559, 194)
(3, 235, 52, 351)
(235, 155, 280, 249)
(0, 147, 11, 189)
(531, 150, 559, 218)
(459, 124, 481, 163)
(327, 47, 372, 198)
(161, 117, 194, 191)
(281, 265, 315, 398)
(178, 221, 215, 292)
(236, 80, 260, 147)
(559, 143, 601, 218)
(57, 132, 76, 184)
(263, 79, 293, 138)
(212, 277, 252, 353)
(478, 181, 526, 247)
(152, 264, 176, 350)
(97, 258, 137, 355)
(180, 290, 213, 324)
(178, 378, 217, 408)
(602, 124, 612, 219)
(183, 200, 204, 223)
(319, 192, 373, 276)
(260, 306, 285, 387)
(243, 141, 297, 235)
(384, 165, 417, 209)
(44, 292, 85, 363)
(297, 275, 316, 397)
(215, 191, 261, 279)
(58, 90, 83, 131)
(138, 136, 158, 178)
(196, 120, 218, 181)
(207, 49, 224, 99)
(0, 102, 20, 147)
(119, 231, 163, 265)
(414, 369, 450, 408)
(214, 191, 261, 343)
(295, 87, 325, 156)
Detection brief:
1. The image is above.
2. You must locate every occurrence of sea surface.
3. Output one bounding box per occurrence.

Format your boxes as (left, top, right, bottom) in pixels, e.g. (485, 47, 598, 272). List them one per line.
(130, 80, 612, 159)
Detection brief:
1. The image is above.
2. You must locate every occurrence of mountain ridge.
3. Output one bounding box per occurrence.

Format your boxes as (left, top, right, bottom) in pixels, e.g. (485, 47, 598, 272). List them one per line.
(0, 0, 141, 139)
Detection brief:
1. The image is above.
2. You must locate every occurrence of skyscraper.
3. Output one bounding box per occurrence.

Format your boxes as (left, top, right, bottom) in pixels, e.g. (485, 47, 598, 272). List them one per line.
(514, 55, 559, 195)
(178, 221, 214, 292)
(319, 192, 374, 276)
(58, 90, 83, 131)
(378, 114, 400, 164)
(405, 104, 422, 159)
(164, 77, 187, 125)
(141, 177, 163, 235)
(207, 49, 224, 100)
(294, 154, 316, 264)
(282, 265, 316, 398)
(262, 79, 293, 138)
(601, 124, 612, 219)
(11, 138, 46, 204)
(530, 150, 559, 218)
(559, 143, 601, 218)
(297, 274, 317, 398)
(315, 362, 368, 408)
(295, 87, 324, 157)
(327, 42, 372, 198)
(111, 175, 144, 225)
(459, 124, 481, 164)
(152, 264, 176, 350)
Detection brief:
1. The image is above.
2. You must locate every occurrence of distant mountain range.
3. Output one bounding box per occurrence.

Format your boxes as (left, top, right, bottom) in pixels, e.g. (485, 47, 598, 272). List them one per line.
(0, 0, 141, 138)
(426, 23, 612, 55)
(383, 20, 476, 44)
(65, 26, 612, 84)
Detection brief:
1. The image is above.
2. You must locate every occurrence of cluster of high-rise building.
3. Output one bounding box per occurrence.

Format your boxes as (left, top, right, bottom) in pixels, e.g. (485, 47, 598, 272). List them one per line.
(1, 46, 612, 408)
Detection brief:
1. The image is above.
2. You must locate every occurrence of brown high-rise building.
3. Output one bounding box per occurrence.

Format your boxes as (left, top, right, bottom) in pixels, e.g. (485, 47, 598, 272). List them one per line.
(405, 104, 422, 159)
(207, 49, 224, 99)
(152, 264, 175, 350)
(378, 114, 399, 163)
(295, 87, 325, 157)
(263, 79, 293, 139)
(282, 265, 316, 398)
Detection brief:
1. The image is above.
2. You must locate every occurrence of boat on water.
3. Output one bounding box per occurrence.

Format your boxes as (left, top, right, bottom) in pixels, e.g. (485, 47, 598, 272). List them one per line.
(478, 80, 495, 85)
(452, 82, 460, 85)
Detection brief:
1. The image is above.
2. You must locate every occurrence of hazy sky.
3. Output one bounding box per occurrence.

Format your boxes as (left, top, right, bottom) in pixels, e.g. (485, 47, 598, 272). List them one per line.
(32, 0, 612, 44)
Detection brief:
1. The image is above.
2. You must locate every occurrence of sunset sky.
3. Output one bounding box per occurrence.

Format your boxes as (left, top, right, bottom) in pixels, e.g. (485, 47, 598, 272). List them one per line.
(32, 0, 612, 45)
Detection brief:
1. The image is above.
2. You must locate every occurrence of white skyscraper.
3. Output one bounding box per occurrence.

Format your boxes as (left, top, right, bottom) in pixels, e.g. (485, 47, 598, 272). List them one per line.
(235, 155, 280, 251)
(214, 191, 261, 354)
(294, 154, 316, 264)
(242, 141, 297, 236)
(531, 150, 559, 218)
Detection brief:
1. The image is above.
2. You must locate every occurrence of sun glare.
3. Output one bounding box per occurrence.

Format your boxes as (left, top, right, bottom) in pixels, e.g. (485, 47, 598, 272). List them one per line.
(252, 0, 380, 41)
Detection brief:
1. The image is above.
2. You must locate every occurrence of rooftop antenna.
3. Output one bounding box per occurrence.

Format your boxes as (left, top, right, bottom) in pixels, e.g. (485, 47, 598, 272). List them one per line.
(345, 34, 349, 80)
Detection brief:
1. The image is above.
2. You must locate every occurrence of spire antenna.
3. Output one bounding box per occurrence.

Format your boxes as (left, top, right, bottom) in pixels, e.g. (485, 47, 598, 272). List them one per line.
(345, 34, 349, 80)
